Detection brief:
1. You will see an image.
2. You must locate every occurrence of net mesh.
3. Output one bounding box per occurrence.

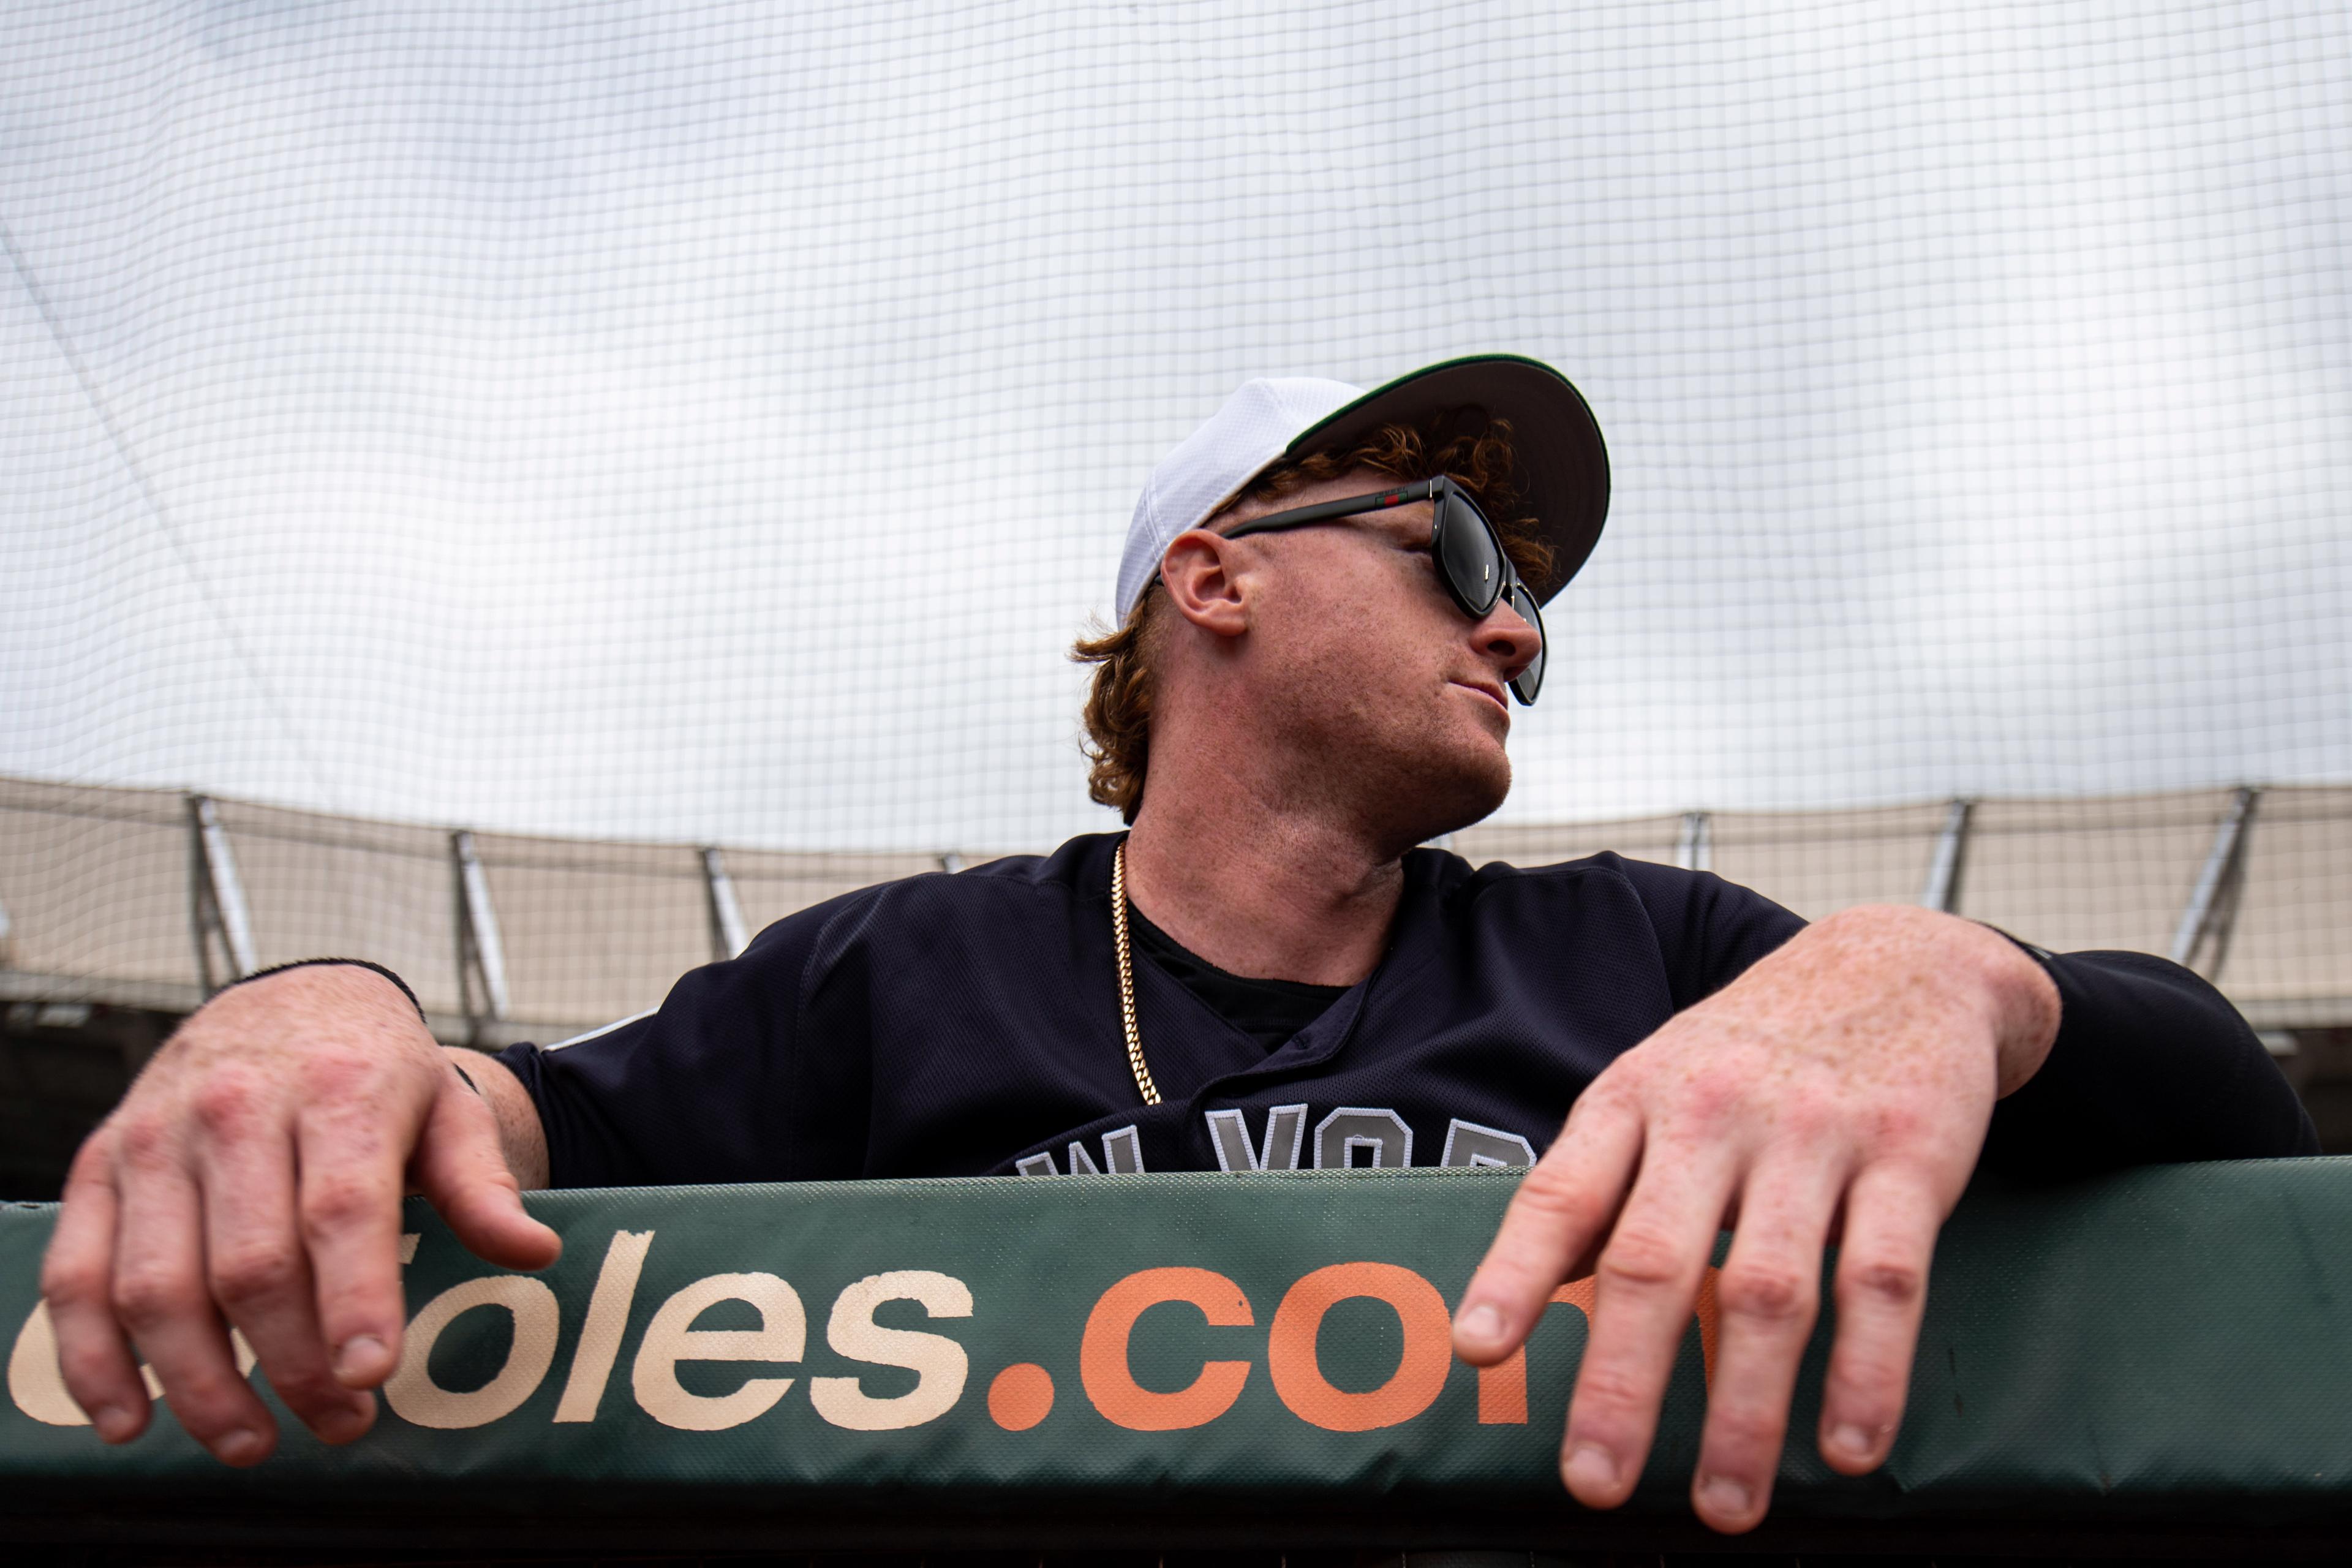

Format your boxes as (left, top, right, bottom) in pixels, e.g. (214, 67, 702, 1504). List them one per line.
(2, 3, 2349, 1054)
(7, 0, 2348, 852)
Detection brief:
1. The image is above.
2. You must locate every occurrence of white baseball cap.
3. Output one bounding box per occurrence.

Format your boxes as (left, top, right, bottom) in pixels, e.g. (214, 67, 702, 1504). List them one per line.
(1115, 353, 1610, 621)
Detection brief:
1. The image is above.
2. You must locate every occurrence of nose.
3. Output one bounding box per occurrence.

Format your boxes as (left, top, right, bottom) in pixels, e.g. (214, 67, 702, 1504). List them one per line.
(1478, 597, 1542, 689)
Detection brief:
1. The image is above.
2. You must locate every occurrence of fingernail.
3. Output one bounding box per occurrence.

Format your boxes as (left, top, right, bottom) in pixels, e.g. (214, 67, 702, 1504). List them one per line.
(214, 1427, 267, 1466)
(334, 1335, 388, 1382)
(1564, 1442, 1618, 1494)
(1700, 1474, 1753, 1517)
(1456, 1303, 1503, 1344)
(1831, 1421, 1876, 1457)
(92, 1403, 135, 1442)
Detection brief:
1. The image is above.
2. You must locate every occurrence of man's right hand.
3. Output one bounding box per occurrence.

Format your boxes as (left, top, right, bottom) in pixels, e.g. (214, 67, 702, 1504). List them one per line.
(37, 963, 560, 1464)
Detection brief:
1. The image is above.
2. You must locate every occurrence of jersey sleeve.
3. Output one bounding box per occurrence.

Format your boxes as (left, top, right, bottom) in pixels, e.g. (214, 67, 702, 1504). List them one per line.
(1979, 948, 2319, 1175)
(1603, 854, 1809, 1008)
(493, 890, 862, 1188)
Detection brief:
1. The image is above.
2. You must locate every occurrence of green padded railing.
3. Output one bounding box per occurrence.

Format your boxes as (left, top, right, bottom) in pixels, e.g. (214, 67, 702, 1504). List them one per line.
(6, 1159, 2350, 1553)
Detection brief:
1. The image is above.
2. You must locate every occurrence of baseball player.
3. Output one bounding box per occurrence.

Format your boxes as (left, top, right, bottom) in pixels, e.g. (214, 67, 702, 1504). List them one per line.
(40, 356, 2315, 1532)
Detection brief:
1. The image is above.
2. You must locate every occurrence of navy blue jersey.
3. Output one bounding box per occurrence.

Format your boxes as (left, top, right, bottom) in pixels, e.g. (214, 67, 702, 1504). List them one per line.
(497, 834, 2316, 1187)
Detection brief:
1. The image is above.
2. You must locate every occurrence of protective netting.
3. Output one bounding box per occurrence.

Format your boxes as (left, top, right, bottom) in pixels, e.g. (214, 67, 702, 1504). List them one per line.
(6, 0, 2348, 853)
(4, 0, 2352, 1099)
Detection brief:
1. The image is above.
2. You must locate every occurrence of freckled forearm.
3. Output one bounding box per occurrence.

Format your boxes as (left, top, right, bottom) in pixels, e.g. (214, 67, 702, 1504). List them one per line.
(1757, 906, 2062, 1096)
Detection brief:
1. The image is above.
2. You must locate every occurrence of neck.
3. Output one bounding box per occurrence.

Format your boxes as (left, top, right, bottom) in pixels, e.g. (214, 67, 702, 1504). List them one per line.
(1119, 763, 1407, 988)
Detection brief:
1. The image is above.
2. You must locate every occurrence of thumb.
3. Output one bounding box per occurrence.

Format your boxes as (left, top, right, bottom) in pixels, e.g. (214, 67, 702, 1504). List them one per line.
(412, 1082, 562, 1271)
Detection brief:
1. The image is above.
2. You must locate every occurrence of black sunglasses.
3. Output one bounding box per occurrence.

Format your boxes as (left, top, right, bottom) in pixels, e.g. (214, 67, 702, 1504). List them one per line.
(1219, 476, 1547, 704)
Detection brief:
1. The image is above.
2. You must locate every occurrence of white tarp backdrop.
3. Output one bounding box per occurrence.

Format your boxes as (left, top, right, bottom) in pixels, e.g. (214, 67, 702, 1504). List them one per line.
(4, 1, 2347, 850)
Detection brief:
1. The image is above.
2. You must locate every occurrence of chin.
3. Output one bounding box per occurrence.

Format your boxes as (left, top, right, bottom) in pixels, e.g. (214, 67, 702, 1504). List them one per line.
(1276, 663, 1513, 851)
(1359, 728, 1511, 855)
(1422, 744, 1512, 840)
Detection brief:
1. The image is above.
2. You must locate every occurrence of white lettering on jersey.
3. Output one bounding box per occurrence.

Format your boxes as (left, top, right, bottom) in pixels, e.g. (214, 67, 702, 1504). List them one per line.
(1313, 1107, 1414, 1169)
(1020, 1110, 1534, 1174)
(1439, 1118, 1537, 1168)
(1204, 1104, 1308, 1171)
(1013, 1123, 1147, 1177)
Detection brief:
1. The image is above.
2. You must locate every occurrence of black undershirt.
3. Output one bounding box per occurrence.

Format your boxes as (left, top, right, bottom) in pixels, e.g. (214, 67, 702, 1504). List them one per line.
(1126, 904, 1350, 1053)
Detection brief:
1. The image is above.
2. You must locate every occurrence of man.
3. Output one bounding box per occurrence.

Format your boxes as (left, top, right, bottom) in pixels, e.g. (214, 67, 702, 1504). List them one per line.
(41, 356, 2315, 1535)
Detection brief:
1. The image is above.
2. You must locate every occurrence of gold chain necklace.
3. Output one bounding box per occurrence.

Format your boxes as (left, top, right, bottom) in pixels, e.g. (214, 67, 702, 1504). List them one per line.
(1110, 840, 1162, 1106)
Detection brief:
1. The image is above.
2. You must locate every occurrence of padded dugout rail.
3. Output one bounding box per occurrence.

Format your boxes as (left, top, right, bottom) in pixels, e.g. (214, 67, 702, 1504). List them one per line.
(4, 1160, 2350, 1555)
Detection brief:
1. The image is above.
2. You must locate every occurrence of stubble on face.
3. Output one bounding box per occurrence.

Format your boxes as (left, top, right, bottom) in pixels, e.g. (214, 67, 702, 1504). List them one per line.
(1244, 511, 1516, 858)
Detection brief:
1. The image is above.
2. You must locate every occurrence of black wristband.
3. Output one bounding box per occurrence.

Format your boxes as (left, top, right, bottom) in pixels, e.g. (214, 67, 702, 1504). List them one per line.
(224, 958, 431, 1027)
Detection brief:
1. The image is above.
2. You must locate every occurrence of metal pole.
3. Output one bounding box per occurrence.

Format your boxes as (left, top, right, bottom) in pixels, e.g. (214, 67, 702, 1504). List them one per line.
(2169, 786, 2260, 976)
(187, 794, 257, 991)
(702, 846, 750, 962)
(1675, 812, 1712, 873)
(451, 831, 511, 1033)
(1919, 798, 1974, 913)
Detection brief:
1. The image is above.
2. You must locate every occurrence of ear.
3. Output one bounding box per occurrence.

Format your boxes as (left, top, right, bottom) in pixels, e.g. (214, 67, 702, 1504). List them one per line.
(1158, 529, 1251, 639)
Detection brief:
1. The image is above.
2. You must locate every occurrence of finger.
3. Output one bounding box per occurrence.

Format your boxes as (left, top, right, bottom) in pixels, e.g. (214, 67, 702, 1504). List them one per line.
(1559, 1137, 1739, 1510)
(409, 1074, 561, 1271)
(40, 1134, 150, 1442)
(1689, 1156, 1842, 1534)
(1816, 1162, 1940, 1476)
(292, 1063, 437, 1390)
(108, 1118, 276, 1466)
(1453, 1096, 1641, 1365)
(198, 1103, 374, 1442)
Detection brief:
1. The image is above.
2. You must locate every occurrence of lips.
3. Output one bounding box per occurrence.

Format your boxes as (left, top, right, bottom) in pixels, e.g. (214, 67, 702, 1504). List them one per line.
(1451, 679, 1509, 716)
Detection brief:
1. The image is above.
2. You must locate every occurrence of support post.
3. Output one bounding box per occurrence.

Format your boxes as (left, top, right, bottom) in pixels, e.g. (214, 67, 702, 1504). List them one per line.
(701, 846, 750, 962)
(1918, 798, 1974, 913)
(451, 831, 511, 1042)
(187, 794, 257, 994)
(1675, 812, 1713, 873)
(2170, 786, 2261, 979)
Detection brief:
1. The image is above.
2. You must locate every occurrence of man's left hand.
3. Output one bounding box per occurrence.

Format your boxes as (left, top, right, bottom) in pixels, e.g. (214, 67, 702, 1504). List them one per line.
(1450, 905, 2060, 1534)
